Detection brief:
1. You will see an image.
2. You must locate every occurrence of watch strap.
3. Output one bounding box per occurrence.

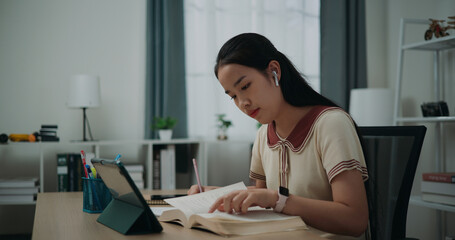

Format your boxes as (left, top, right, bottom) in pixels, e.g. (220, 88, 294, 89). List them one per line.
(273, 187, 289, 213)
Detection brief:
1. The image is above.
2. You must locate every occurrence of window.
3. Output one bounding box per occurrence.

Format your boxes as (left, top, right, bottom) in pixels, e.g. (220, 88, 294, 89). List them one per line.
(185, 0, 320, 140)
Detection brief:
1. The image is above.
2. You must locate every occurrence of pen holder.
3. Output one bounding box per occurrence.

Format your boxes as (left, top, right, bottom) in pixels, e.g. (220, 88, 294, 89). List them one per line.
(82, 177, 112, 213)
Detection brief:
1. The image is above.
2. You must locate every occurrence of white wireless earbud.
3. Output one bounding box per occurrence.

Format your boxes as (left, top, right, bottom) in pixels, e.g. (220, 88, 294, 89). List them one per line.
(272, 71, 279, 87)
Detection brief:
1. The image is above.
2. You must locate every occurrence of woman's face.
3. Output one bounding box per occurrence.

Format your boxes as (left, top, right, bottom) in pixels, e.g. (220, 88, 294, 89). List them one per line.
(217, 64, 283, 124)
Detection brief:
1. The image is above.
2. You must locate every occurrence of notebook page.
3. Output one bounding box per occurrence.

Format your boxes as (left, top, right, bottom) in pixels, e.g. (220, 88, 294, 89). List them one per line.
(150, 207, 176, 216)
(164, 182, 247, 216)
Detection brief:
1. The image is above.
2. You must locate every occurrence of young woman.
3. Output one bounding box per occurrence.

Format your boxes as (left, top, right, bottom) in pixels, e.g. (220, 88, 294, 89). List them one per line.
(188, 33, 369, 239)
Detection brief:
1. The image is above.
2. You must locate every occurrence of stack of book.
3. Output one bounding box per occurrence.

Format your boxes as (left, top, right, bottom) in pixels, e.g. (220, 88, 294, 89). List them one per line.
(152, 149, 161, 190)
(421, 172, 455, 206)
(160, 145, 176, 190)
(151, 145, 176, 190)
(40, 124, 59, 142)
(57, 153, 83, 192)
(0, 178, 39, 203)
(125, 164, 144, 189)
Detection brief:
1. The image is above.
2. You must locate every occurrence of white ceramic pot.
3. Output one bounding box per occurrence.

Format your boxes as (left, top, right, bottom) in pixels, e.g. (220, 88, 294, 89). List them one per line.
(217, 128, 228, 140)
(158, 129, 173, 140)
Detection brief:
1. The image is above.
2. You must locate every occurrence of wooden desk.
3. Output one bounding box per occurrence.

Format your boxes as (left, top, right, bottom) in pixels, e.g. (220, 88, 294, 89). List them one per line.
(32, 191, 327, 240)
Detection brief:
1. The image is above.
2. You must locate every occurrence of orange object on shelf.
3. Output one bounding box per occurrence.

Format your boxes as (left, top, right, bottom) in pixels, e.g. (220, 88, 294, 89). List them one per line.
(9, 134, 36, 142)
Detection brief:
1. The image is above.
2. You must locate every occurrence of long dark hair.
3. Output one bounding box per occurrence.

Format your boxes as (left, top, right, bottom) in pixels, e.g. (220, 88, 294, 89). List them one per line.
(214, 33, 339, 108)
(214, 33, 366, 156)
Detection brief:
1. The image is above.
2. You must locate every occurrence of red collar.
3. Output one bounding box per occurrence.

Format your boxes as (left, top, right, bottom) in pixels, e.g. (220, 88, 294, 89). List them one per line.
(267, 106, 339, 151)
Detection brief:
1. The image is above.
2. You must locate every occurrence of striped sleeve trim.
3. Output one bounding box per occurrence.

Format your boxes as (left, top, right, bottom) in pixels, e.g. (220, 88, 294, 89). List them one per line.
(249, 171, 266, 181)
(328, 159, 368, 183)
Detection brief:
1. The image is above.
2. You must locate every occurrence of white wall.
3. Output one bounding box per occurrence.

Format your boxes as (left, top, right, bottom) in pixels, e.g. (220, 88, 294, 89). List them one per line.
(206, 140, 254, 186)
(0, 0, 146, 142)
(0, 0, 147, 188)
(365, 0, 387, 88)
(0, 0, 146, 234)
(366, 0, 455, 239)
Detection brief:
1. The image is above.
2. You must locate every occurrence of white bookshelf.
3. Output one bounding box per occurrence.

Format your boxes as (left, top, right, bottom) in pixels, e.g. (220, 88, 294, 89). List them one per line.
(402, 35, 455, 51)
(0, 139, 204, 205)
(410, 195, 455, 213)
(394, 18, 455, 239)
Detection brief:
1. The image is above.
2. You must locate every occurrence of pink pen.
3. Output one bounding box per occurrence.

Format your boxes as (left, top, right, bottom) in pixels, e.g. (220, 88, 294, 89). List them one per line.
(192, 158, 203, 193)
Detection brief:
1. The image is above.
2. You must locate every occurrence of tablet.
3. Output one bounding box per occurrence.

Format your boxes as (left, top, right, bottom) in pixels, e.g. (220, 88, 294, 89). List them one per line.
(92, 158, 163, 234)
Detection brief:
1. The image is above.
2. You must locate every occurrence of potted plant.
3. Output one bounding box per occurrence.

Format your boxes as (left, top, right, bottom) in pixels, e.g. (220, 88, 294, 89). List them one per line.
(152, 116, 177, 140)
(216, 114, 232, 140)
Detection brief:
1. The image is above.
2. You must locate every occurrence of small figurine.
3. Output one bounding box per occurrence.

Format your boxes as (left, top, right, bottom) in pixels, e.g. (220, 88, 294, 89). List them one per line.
(424, 16, 455, 40)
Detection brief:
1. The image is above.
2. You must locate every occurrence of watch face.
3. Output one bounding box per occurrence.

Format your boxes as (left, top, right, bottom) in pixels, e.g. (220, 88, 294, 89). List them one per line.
(279, 186, 289, 196)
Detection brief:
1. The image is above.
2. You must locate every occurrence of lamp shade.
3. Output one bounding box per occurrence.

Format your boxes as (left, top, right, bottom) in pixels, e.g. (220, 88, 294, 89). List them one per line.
(67, 75, 101, 108)
(349, 88, 394, 126)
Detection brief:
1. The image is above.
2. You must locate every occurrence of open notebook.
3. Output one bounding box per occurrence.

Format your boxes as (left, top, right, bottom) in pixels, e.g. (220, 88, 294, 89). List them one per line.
(159, 182, 307, 236)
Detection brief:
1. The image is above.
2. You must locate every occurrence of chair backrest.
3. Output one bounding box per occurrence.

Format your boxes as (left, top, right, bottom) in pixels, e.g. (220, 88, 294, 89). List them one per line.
(358, 126, 426, 240)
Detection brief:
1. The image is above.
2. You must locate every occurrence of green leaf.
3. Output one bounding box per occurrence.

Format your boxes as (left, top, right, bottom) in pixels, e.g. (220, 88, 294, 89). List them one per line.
(151, 116, 177, 130)
(216, 114, 232, 129)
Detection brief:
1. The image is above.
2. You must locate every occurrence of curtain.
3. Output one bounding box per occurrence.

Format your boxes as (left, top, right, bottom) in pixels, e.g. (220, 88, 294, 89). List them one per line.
(320, 0, 367, 110)
(184, 0, 320, 140)
(145, 0, 187, 139)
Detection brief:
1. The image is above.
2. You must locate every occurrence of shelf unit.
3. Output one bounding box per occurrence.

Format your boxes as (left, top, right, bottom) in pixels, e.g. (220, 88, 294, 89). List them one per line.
(394, 18, 455, 239)
(410, 196, 455, 213)
(0, 139, 204, 205)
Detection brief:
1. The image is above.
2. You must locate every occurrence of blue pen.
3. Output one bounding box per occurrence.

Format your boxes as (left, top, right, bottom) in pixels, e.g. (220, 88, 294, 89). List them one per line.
(86, 165, 102, 210)
(114, 154, 122, 161)
(86, 165, 94, 179)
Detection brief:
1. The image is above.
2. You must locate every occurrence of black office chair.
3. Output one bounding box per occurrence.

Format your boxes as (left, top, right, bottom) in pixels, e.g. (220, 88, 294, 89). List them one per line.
(358, 126, 426, 240)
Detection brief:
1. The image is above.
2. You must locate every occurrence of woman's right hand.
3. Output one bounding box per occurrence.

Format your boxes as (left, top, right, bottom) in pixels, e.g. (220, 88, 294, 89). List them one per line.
(187, 185, 219, 195)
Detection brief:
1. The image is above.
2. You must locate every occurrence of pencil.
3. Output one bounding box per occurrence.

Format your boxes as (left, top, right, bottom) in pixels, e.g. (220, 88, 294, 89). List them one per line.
(192, 158, 203, 193)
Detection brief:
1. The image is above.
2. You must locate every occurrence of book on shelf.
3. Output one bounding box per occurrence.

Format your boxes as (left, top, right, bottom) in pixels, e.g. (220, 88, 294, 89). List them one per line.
(40, 130, 57, 136)
(152, 145, 165, 190)
(57, 154, 68, 192)
(69, 153, 83, 191)
(41, 136, 60, 142)
(39, 124, 59, 142)
(125, 164, 144, 189)
(0, 187, 39, 195)
(160, 145, 176, 190)
(124, 164, 144, 173)
(153, 158, 160, 189)
(422, 193, 455, 206)
(135, 181, 144, 189)
(128, 172, 143, 182)
(41, 124, 58, 129)
(0, 178, 38, 203)
(0, 194, 36, 203)
(124, 165, 144, 179)
(159, 182, 307, 236)
(422, 172, 455, 183)
(0, 178, 39, 188)
(421, 181, 455, 196)
(56, 153, 83, 192)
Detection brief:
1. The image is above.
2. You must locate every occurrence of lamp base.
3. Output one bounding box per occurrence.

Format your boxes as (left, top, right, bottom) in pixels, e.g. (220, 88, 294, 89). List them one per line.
(75, 107, 97, 142)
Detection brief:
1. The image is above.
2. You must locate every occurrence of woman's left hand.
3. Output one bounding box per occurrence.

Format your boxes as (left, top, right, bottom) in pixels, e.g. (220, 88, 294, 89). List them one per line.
(208, 188, 278, 214)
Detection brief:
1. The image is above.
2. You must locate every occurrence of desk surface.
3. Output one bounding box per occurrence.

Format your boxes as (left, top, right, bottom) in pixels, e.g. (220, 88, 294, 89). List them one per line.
(32, 191, 327, 240)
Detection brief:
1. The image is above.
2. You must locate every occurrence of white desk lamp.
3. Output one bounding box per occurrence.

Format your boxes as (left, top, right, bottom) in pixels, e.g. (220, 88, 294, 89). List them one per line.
(349, 88, 394, 126)
(67, 75, 101, 141)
